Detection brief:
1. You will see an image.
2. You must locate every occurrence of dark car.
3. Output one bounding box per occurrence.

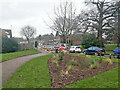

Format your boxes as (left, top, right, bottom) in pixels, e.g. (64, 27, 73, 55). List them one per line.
(83, 47, 105, 56)
(113, 47, 120, 54)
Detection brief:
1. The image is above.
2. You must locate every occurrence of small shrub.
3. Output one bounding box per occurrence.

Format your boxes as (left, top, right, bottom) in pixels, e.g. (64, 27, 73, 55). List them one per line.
(91, 59, 96, 64)
(61, 70, 68, 75)
(52, 54, 56, 59)
(61, 52, 64, 56)
(105, 59, 113, 65)
(56, 54, 59, 58)
(99, 56, 103, 63)
(89, 62, 99, 69)
(58, 53, 63, 61)
(67, 65, 72, 72)
(80, 62, 90, 68)
(89, 61, 99, 69)
(89, 57, 97, 63)
(52, 60, 59, 66)
(69, 59, 78, 66)
(63, 59, 67, 63)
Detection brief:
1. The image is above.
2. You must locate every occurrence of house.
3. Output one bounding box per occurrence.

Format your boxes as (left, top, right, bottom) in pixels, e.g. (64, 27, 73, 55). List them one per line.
(71, 31, 88, 45)
(0, 29, 7, 37)
(0, 28, 12, 38)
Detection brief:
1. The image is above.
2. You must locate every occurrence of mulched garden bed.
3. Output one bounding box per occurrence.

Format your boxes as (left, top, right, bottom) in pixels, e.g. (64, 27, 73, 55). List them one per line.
(47, 55, 120, 88)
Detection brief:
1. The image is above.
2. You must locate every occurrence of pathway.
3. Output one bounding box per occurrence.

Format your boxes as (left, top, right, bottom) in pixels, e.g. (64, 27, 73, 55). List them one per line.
(0, 50, 48, 87)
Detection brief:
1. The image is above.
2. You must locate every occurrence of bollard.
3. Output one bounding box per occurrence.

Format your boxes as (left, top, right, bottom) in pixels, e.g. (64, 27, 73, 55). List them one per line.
(84, 52, 86, 55)
(109, 54, 112, 59)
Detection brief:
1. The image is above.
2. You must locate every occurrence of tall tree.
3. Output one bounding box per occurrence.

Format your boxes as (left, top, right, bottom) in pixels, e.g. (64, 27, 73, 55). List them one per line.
(47, 1, 77, 48)
(104, 1, 120, 46)
(114, 1, 120, 47)
(82, 0, 115, 47)
(21, 25, 36, 43)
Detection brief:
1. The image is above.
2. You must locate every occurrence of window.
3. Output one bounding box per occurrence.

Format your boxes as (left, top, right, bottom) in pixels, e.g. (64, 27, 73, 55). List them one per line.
(88, 47, 93, 50)
(70, 46, 75, 48)
(93, 47, 98, 50)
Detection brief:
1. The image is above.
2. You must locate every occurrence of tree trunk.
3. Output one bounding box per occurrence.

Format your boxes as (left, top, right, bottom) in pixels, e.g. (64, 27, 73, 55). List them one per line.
(117, 3, 120, 47)
(66, 34, 68, 50)
(98, 3, 104, 47)
(98, 30, 103, 47)
(62, 34, 66, 43)
(27, 38, 30, 44)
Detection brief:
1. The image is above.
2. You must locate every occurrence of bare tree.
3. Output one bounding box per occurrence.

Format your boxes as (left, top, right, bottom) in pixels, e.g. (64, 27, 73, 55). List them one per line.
(114, 1, 120, 47)
(103, 1, 120, 46)
(46, 1, 77, 48)
(21, 25, 36, 43)
(76, 10, 97, 34)
(80, 0, 115, 47)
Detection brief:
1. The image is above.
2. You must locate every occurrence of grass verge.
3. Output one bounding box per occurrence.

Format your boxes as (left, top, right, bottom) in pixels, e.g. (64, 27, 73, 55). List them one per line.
(69, 53, 120, 63)
(2, 53, 119, 88)
(105, 44, 117, 51)
(104, 44, 117, 54)
(1, 49, 40, 62)
(3, 54, 52, 88)
(66, 66, 119, 88)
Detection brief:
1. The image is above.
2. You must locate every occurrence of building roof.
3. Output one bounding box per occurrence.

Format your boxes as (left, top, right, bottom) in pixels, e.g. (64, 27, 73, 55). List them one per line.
(0, 28, 12, 38)
(0, 29, 7, 37)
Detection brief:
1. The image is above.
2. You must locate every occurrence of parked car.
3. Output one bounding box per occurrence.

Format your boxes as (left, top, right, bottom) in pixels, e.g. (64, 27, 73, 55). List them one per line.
(113, 47, 120, 54)
(83, 47, 105, 56)
(75, 46, 81, 53)
(113, 47, 120, 58)
(69, 46, 81, 53)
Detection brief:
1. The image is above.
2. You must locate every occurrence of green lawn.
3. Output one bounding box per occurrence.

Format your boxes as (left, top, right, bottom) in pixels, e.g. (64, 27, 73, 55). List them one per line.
(3, 54, 52, 88)
(2, 54, 119, 88)
(69, 53, 120, 63)
(1, 49, 40, 62)
(105, 50, 114, 55)
(66, 66, 119, 88)
(104, 44, 117, 54)
(105, 44, 117, 51)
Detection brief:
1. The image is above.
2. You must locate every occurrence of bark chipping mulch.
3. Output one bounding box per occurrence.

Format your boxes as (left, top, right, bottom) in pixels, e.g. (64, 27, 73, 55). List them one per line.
(47, 55, 119, 88)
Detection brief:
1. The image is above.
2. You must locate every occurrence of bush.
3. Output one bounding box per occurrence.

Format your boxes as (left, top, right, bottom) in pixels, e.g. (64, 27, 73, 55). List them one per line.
(67, 65, 72, 72)
(52, 60, 59, 66)
(81, 34, 101, 48)
(58, 53, 64, 61)
(69, 59, 78, 66)
(80, 61, 90, 68)
(89, 60, 99, 69)
(61, 70, 68, 75)
(105, 59, 113, 65)
(89, 63, 99, 69)
(2, 37, 18, 53)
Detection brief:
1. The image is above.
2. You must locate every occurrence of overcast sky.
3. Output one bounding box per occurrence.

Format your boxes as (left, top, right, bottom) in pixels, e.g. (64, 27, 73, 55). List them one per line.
(0, 0, 86, 38)
(1, 0, 118, 38)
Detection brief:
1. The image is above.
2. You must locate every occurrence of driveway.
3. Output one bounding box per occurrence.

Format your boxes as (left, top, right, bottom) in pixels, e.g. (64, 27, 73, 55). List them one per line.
(0, 51, 48, 87)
